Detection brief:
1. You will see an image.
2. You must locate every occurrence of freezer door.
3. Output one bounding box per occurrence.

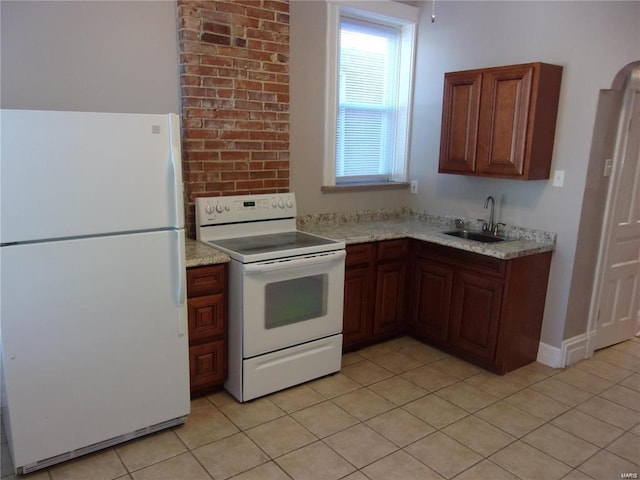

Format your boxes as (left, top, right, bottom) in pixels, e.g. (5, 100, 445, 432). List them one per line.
(0, 230, 189, 469)
(0, 110, 184, 244)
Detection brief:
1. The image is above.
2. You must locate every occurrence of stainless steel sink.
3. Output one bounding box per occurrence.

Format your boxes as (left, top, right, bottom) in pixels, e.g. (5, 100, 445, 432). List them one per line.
(443, 230, 509, 243)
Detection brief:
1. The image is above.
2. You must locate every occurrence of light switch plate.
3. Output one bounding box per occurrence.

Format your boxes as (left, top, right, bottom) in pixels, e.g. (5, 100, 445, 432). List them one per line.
(552, 170, 565, 187)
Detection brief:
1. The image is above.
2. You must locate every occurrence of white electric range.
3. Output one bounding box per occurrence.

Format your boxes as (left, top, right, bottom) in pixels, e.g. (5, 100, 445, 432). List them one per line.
(196, 193, 345, 402)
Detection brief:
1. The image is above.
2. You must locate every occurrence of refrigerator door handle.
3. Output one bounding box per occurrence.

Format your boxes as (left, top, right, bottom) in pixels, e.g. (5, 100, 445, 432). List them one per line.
(168, 114, 185, 229)
(175, 230, 187, 336)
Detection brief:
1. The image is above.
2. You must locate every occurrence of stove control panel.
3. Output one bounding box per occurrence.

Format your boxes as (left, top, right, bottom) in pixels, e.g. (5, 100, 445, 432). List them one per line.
(195, 193, 297, 226)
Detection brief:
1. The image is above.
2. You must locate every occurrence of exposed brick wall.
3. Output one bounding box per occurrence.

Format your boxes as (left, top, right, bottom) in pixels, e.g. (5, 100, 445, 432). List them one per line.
(177, 0, 290, 236)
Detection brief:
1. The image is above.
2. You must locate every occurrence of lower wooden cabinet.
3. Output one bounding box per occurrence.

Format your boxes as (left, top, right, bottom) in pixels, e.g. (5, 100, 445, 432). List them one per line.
(409, 240, 552, 374)
(189, 340, 225, 390)
(449, 270, 503, 361)
(343, 239, 408, 351)
(186, 264, 227, 396)
(409, 257, 453, 344)
(343, 243, 375, 349)
(374, 242, 408, 337)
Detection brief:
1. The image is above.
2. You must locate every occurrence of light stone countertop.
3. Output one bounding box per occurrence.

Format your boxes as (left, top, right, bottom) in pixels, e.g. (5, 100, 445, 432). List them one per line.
(297, 210, 556, 260)
(184, 209, 557, 266)
(185, 237, 229, 268)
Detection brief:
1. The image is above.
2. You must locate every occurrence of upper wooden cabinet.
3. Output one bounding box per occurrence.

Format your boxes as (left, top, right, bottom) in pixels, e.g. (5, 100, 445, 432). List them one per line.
(439, 62, 563, 180)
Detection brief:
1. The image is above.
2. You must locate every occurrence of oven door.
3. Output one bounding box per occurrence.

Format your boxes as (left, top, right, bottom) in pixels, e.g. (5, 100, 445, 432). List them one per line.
(242, 250, 345, 358)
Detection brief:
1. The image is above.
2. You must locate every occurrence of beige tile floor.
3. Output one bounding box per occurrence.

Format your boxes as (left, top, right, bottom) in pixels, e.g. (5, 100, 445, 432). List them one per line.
(1, 336, 638, 480)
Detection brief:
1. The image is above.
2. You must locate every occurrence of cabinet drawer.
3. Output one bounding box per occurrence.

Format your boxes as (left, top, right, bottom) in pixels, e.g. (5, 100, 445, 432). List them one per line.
(187, 264, 226, 297)
(376, 239, 408, 262)
(188, 294, 225, 343)
(189, 340, 225, 388)
(346, 243, 375, 267)
(413, 241, 505, 278)
(451, 249, 505, 278)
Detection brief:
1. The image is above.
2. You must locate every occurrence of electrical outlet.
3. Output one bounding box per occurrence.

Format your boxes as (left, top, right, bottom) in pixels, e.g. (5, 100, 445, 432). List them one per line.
(410, 180, 418, 194)
(552, 170, 565, 187)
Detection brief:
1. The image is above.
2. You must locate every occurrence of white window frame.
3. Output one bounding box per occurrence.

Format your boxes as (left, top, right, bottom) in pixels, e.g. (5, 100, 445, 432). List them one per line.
(324, 0, 419, 187)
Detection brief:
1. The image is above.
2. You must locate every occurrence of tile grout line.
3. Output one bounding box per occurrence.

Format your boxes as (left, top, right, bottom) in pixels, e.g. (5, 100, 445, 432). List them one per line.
(381, 341, 636, 479)
(209, 388, 365, 479)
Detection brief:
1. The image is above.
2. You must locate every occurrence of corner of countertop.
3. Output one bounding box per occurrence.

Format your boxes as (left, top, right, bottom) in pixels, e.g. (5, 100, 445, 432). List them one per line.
(185, 237, 230, 267)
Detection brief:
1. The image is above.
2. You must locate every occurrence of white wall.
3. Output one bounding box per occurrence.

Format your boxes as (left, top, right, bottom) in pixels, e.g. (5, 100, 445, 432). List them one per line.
(290, 0, 640, 348)
(0, 0, 180, 114)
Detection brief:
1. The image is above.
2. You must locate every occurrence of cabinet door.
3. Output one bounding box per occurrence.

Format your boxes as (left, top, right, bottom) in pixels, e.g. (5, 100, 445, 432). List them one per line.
(188, 293, 225, 343)
(373, 260, 407, 336)
(476, 65, 533, 177)
(439, 71, 482, 174)
(449, 271, 503, 361)
(409, 258, 454, 344)
(189, 340, 225, 389)
(343, 244, 375, 350)
(343, 264, 374, 349)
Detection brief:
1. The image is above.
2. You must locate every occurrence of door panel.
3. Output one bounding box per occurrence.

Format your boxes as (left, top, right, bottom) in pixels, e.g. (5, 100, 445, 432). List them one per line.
(373, 261, 407, 336)
(449, 271, 503, 361)
(477, 65, 532, 176)
(189, 341, 225, 388)
(410, 259, 453, 343)
(595, 79, 640, 349)
(343, 265, 373, 348)
(188, 294, 225, 342)
(439, 71, 482, 173)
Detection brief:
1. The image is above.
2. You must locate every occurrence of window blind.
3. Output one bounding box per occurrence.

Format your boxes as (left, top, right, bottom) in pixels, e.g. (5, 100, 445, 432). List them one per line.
(336, 18, 401, 182)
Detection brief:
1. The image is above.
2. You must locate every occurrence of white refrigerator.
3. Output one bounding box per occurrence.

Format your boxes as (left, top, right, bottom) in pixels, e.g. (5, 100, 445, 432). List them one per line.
(0, 109, 190, 474)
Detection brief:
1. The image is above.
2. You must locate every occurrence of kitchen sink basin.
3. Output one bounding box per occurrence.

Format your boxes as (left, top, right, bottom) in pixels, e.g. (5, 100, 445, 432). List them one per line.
(443, 230, 509, 243)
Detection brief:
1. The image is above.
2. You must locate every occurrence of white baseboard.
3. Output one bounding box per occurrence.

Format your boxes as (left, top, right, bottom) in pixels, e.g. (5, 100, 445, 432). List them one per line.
(563, 332, 593, 366)
(537, 332, 594, 369)
(537, 342, 563, 368)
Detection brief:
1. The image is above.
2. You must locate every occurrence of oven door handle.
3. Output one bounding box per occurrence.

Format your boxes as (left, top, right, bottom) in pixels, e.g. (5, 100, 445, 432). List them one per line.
(244, 250, 346, 274)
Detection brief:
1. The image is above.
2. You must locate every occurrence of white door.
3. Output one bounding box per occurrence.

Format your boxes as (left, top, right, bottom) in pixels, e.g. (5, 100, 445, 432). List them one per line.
(594, 71, 640, 350)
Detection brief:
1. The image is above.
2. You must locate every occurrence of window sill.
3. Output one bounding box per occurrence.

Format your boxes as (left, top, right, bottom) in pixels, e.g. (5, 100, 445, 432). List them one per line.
(321, 182, 410, 193)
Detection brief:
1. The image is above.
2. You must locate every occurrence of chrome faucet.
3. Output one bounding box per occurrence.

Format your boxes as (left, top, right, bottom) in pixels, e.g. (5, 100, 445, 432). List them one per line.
(478, 195, 505, 235)
(484, 196, 495, 233)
